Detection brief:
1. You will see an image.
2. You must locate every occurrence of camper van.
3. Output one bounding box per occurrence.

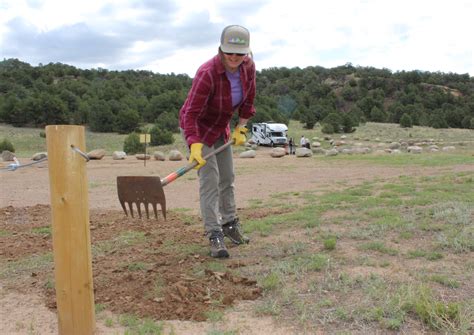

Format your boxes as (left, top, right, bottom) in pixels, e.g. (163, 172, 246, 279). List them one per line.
(251, 122, 288, 146)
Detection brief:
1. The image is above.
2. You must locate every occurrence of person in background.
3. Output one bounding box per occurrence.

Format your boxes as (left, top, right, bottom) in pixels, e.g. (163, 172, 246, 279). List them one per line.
(288, 137, 295, 154)
(300, 135, 306, 148)
(179, 25, 256, 258)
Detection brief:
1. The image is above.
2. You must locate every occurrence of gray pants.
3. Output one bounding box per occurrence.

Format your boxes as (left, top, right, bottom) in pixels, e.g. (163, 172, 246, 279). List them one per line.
(181, 131, 236, 236)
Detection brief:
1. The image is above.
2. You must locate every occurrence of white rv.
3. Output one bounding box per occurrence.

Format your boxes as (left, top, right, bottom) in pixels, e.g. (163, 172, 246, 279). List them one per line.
(251, 122, 288, 146)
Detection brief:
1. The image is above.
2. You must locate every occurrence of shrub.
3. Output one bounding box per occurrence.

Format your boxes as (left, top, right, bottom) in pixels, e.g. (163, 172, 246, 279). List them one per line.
(123, 133, 144, 154)
(342, 113, 357, 133)
(149, 125, 175, 146)
(400, 113, 413, 128)
(322, 112, 343, 133)
(461, 116, 474, 129)
(321, 123, 335, 134)
(370, 106, 386, 122)
(0, 138, 15, 152)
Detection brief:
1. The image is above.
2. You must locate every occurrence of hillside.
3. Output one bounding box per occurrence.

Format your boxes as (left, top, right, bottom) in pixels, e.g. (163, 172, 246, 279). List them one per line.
(0, 59, 473, 136)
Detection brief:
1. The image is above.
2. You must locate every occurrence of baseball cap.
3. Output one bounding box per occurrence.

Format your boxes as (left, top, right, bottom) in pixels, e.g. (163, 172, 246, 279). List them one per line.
(220, 25, 250, 54)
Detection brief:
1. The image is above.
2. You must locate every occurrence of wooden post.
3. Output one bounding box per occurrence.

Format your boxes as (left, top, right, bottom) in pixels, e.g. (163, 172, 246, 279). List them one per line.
(46, 125, 95, 335)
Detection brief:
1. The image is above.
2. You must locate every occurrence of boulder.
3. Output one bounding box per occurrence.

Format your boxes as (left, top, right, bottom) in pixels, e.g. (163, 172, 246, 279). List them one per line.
(442, 146, 456, 152)
(325, 149, 338, 156)
(407, 146, 422, 154)
(270, 147, 286, 158)
(341, 148, 353, 155)
(112, 151, 126, 160)
(136, 154, 151, 160)
(240, 150, 256, 158)
(1, 150, 15, 161)
(31, 152, 47, 161)
(373, 150, 386, 155)
(312, 147, 326, 155)
(296, 148, 313, 157)
(87, 149, 106, 160)
(153, 151, 166, 161)
(352, 147, 370, 154)
(388, 142, 401, 150)
(168, 150, 184, 161)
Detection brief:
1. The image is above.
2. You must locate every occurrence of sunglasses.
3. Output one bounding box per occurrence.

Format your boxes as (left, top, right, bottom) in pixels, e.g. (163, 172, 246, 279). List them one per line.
(224, 52, 246, 56)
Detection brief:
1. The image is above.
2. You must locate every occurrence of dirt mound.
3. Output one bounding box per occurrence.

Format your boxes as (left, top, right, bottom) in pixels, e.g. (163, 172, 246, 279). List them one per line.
(0, 205, 262, 321)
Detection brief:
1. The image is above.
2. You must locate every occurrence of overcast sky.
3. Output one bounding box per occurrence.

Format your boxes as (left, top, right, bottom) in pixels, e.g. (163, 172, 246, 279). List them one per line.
(1, 0, 473, 77)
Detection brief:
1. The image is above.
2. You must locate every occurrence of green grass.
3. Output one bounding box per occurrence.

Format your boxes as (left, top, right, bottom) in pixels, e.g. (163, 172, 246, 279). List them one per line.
(31, 226, 52, 236)
(0, 229, 12, 237)
(92, 230, 148, 256)
(323, 236, 337, 250)
(328, 152, 474, 166)
(360, 241, 399, 256)
(260, 271, 282, 291)
(125, 262, 148, 271)
(119, 314, 163, 335)
(247, 169, 473, 333)
(0, 252, 53, 278)
(204, 309, 225, 322)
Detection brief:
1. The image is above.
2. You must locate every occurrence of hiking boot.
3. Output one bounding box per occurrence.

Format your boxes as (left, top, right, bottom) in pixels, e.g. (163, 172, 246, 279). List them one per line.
(222, 218, 250, 245)
(209, 231, 229, 258)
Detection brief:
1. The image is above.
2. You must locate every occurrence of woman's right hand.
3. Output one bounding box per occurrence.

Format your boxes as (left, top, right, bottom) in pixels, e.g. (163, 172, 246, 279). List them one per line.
(189, 143, 206, 170)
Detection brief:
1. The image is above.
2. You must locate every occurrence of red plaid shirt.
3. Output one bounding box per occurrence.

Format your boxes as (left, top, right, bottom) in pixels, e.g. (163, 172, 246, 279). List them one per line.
(179, 54, 256, 146)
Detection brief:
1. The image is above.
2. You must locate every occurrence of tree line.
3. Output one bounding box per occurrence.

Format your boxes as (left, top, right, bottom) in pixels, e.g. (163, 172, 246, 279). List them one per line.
(1, 58, 473, 139)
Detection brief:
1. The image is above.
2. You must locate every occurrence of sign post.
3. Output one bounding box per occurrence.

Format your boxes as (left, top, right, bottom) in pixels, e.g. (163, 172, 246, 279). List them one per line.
(140, 133, 151, 167)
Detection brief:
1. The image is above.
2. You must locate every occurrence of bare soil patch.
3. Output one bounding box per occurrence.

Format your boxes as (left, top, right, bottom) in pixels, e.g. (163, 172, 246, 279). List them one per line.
(0, 205, 270, 321)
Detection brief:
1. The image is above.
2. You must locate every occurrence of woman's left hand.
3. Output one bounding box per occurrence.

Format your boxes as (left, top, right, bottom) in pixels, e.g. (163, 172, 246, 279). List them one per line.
(232, 126, 248, 146)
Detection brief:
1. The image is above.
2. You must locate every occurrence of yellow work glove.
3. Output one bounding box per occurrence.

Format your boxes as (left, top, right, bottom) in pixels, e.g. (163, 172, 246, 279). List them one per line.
(232, 125, 248, 146)
(189, 143, 206, 170)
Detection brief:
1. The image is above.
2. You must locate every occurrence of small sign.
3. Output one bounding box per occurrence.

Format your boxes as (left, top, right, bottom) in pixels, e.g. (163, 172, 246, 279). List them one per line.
(140, 134, 150, 143)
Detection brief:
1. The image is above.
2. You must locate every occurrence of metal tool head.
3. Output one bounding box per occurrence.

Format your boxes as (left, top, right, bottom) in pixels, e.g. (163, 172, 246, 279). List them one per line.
(117, 176, 166, 219)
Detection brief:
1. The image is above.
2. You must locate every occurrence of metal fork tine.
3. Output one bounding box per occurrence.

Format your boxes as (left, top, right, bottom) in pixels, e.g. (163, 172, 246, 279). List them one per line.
(144, 203, 150, 219)
(119, 200, 128, 216)
(129, 202, 135, 218)
(137, 203, 142, 219)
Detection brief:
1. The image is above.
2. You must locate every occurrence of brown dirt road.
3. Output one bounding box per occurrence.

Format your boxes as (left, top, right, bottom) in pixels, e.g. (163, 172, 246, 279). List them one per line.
(2, 149, 471, 213)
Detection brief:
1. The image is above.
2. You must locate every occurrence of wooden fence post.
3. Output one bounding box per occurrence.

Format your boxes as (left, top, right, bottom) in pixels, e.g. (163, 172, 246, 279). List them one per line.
(46, 125, 95, 335)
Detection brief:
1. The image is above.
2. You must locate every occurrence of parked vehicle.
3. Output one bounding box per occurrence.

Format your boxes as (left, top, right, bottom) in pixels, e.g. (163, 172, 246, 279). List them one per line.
(251, 122, 288, 146)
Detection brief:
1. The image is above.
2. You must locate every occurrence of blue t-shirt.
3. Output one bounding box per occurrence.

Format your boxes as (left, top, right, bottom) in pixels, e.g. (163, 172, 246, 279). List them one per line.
(226, 70, 243, 107)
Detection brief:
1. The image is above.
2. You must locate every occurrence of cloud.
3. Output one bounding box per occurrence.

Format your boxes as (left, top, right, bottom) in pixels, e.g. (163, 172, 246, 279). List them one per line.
(4, 18, 126, 63)
(0, 0, 472, 75)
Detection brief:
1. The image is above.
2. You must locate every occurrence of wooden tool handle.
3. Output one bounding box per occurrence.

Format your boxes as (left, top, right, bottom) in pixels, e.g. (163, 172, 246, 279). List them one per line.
(161, 140, 235, 187)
